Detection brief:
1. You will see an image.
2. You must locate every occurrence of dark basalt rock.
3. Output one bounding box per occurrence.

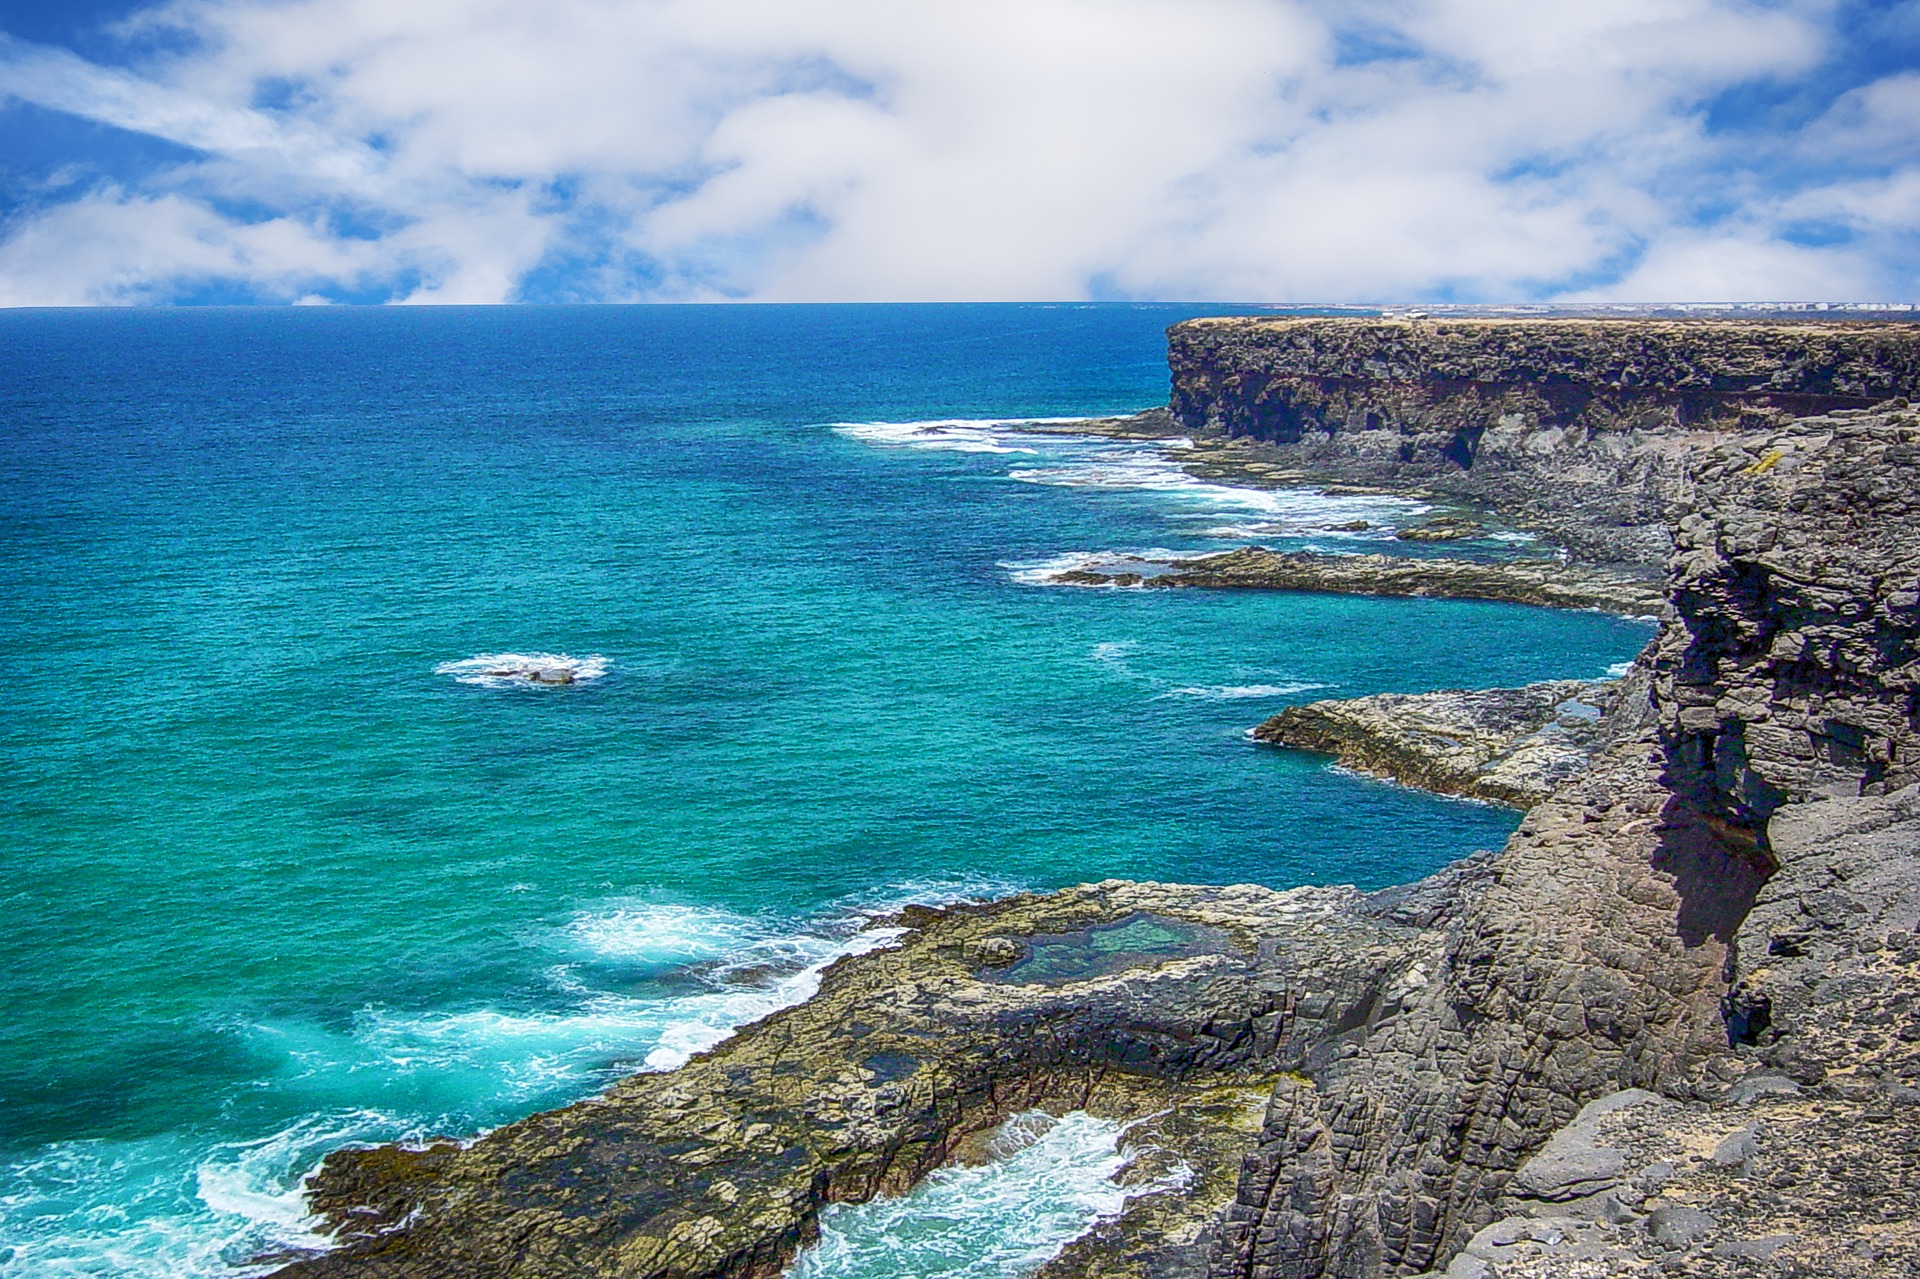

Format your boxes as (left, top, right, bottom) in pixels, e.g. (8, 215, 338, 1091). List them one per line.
(1167, 318, 1920, 566)
(1211, 408, 1920, 1279)
(266, 882, 1441, 1279)
(1049, 546, 1665, 615)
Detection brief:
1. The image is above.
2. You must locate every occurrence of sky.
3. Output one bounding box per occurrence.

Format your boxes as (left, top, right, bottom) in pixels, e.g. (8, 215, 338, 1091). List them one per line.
(0, 0, 1916, 305)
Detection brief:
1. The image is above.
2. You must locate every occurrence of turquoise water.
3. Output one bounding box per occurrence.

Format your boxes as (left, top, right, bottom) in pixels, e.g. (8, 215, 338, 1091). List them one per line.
(0, 305, 1652, 1276)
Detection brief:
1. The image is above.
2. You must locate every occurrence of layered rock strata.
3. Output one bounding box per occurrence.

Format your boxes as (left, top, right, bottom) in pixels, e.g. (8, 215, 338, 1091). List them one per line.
(1167, 318, 1920, 565)
(1209, 405, 1920, 1279)
(1048, 547, 1663, 615)
(1251, 677, 1638, 808)
(1651, 409, 1920, 846)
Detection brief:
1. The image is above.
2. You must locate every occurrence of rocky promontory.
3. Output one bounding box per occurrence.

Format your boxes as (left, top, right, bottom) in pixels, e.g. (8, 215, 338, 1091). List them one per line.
(1251, 676, 1641, 808)
(1167, 317, 1920, 565)
(1048, 547, 1663, 615)
(269, 881, 1454, 1279)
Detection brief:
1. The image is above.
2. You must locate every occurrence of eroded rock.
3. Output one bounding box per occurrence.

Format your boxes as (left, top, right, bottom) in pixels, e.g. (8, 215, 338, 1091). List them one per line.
(1050, 546, 1664, 615)
(267, 881, 1439, 1279)
(1251, 678, 1636, 807)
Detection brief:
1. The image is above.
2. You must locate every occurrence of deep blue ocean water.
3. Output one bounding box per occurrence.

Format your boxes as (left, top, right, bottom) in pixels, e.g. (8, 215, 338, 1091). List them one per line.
(0, 305, 1652, 1277)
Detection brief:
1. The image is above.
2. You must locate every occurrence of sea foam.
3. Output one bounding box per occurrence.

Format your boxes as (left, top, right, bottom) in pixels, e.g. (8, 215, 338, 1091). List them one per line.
(0, 1110, 415, 1279)
(1159, 682, 1333, 701)
(790, 1110, 1189, 1279)
(435, 652, 608, 688)
(832, 418, 1092, 455)
(0, 885, 1027, 1279)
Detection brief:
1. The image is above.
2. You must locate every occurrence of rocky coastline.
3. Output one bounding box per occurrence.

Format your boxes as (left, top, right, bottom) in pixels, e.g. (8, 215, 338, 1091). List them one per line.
(1168, 317, 1920, 568)
(273, 323, 1920, 1279)
(1250, 677, 1638, 809)
(1045, 547, 1663, 615)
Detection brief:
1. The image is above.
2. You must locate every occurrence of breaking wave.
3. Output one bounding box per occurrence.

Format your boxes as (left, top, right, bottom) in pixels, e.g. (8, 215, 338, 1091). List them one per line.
(435, 652, 609, 688)
(0, 884, 1026, 1279)
(790, 1110, 1189, 1279)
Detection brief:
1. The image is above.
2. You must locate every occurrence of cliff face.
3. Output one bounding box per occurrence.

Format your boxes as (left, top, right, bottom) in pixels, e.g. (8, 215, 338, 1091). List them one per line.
(1167, 318, 1920, 565)
(1653, 410, 1920, 846)
(1210, 404, 1920, 1279)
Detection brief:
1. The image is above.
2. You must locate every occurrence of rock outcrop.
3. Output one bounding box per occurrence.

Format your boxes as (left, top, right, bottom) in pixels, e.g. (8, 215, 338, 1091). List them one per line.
(1167, 318, 1920, 565)
(269, 882, 1444, 1279)
(1048, 547, 1664, 615)
(1651, 408, 1920, 847)
(1251, 678, 1638, 808)
(1208, 405, 1920, 1279)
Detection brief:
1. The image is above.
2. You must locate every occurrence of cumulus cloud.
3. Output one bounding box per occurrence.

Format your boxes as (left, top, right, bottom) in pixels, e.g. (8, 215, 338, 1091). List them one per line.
(0, 0, 1914, 304)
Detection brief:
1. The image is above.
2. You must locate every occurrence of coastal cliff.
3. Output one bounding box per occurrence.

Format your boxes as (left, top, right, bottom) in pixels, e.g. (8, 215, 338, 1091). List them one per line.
(1167, 317, 1920, 565)
(272, 325, 1920, 1279)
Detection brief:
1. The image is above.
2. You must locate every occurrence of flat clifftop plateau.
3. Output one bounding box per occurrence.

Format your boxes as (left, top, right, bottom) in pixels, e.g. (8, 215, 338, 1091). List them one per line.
(1167, 317, 1920, 566)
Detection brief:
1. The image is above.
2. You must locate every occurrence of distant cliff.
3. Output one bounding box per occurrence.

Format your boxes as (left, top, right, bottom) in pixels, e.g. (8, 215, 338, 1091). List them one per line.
(1168, 318, 1920, 564)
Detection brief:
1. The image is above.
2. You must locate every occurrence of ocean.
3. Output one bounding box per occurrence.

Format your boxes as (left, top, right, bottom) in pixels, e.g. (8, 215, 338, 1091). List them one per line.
(0, 305, 1652, 1277)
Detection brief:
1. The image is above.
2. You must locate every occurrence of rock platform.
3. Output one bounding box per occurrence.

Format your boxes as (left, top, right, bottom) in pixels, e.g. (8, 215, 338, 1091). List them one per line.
(1251, 677, 1640, 808)
(1048, 547, 1664, 615)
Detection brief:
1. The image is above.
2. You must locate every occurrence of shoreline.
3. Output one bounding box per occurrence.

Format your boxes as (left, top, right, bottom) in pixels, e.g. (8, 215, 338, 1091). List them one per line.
(270, 321, 1920, 1279)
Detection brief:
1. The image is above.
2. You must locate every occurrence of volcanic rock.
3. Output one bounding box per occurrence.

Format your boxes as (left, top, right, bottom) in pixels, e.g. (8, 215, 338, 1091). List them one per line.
(1050, 546, 1665, 614)
(1251, 677, 1639, 807)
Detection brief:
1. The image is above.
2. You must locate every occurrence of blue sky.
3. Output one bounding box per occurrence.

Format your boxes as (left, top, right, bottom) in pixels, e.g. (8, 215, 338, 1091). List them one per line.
(1, 0, 1916, 304)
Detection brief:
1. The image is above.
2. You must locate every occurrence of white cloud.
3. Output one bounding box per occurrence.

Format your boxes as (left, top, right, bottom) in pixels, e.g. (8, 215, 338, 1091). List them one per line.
(0, 189, 381, 304)
(0, 0, 1913, 304)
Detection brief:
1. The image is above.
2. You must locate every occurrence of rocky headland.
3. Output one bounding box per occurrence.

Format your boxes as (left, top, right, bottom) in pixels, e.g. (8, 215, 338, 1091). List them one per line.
(1250, 676, 1641, 809)
(1168, 317, 1920, 567)
(1046, 548, 1663, 615)
(274, 323, 1920, 1279)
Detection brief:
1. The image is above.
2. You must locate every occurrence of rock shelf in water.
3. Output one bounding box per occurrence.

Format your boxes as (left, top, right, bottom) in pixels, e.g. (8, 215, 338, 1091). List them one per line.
(1252, 676, 1644, 808)
(1047, 546, 1665, 615)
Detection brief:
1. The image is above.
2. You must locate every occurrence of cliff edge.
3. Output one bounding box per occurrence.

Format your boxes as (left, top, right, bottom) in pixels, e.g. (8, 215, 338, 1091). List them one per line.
(1167, 317, 1920, 565)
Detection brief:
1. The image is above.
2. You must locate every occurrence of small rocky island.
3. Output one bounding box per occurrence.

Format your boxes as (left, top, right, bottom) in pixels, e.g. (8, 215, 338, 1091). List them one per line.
(275, 319, 1920, 1279)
